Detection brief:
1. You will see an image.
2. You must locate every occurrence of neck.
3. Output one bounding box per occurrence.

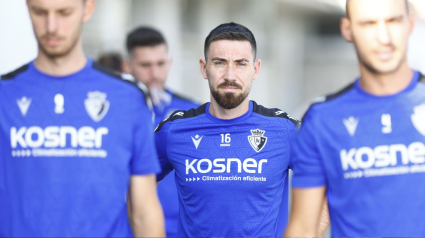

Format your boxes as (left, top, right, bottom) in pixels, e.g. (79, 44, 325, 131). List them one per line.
(209, 97, 250, 120)
(358, 61, 413, 96)
(34, 38, 87, 76)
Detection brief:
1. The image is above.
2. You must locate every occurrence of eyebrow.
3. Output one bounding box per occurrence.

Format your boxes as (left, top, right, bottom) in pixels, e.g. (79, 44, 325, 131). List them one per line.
(211, 57, 250, 62)
(358, 15, 404, 24)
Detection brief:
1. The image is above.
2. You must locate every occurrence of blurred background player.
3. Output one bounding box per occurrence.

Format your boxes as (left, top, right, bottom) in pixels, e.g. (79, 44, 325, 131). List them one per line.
(124, 26, 199, 237)
(0, 0, 164, 237)
(98, 52, 123, 74)
(154, 22, 304, 237)
(285, 0, 425, 236)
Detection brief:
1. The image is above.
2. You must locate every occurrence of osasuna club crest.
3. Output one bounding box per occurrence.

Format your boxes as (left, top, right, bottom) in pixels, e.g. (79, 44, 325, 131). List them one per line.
(412, 104, 425, 136)
(248, 129, 267, 152)
(84, 91, 110, 122)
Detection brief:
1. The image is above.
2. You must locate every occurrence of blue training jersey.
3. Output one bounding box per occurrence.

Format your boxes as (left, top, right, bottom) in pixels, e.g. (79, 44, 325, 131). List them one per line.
(0, 58, 160, 237)
(154, 90, 199, 237)
(155, 101, 299, 237)
(291, 71, 425, 236)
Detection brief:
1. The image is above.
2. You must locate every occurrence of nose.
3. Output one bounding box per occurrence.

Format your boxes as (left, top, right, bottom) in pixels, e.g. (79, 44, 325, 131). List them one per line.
(151, 65, 162, 81)
(224, 64, 237, 82)
(377, 21, 392, 45)
(47, 12, 58, 34)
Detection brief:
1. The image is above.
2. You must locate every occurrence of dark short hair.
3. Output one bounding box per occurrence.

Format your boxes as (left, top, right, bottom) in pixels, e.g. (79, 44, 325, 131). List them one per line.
(204, 22, 257, 61)
(346, 0, 409, 18)
(126, 27, 167, 53)
(98, 53, 122, 73)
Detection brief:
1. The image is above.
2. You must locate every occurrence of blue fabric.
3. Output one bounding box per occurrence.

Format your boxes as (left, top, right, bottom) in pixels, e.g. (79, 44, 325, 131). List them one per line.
(155, 101, 297, 237)
(0, 58, 160, 237)
(291, 71, 425, 236)
(154, 91, 199, 237)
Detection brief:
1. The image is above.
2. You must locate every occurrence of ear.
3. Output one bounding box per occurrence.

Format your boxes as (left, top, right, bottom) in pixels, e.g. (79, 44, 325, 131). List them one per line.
(340, 17, 353, 42)
(408, 11, 416, 35)
(83, 0, 96, 23)
(199, 58, 208, 79)
(122, 59, 131, 74)
(252, 59, 261, 81)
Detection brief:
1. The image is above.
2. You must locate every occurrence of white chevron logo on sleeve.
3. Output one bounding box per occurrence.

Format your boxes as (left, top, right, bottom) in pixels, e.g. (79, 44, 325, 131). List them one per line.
(191, 135, 203, 149)
(17, 97, 32, 116)
(343, 117, 359, 137)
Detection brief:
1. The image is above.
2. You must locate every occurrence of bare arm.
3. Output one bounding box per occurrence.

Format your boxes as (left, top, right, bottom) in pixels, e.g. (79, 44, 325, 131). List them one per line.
(129, 174, 165, 237)
(285, 186, 327, 237)
(318, 199, 330, 237)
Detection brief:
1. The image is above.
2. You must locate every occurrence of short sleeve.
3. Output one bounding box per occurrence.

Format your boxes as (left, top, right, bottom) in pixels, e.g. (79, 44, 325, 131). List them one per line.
(130, 93, 161, 175)
(155, 123, 174, 181)
(290, 107, 327, 188)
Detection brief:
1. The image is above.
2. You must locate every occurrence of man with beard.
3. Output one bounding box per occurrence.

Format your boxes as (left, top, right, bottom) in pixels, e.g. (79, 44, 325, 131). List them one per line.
(124, 27, 200, 237)
(0, 0, 164, 237)
(285, 0, 425, 236)
(154, 22, 300, 237)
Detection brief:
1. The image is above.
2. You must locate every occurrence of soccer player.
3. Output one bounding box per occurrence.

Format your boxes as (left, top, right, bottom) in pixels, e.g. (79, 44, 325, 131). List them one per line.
(0, 0, 164, 237)
(285, 0, 425, 236)
(154, 22, 299, 237)
(124, 27, 200, 237)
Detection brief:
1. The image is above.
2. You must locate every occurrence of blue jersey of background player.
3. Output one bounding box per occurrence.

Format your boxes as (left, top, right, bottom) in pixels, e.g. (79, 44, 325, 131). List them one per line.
(124, 27, 199, 237)
(155, 22, 300, 237)
(0, 0, 164, 237)
(285, 0, 425, 237)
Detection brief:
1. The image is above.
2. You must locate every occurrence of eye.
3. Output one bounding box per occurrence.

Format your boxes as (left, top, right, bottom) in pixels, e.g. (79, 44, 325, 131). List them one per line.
(59, 9, 72, 16)
(237, 62, 247, 66)
(33, 8, 47, 16)
(360, 21, 376, 26)
(388, 17, 403, 23)
(214, 61, 224, 66)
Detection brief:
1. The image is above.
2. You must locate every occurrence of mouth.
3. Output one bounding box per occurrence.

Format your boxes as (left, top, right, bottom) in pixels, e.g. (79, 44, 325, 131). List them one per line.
(219, 86, 242, 92)
(375, 50, 395, 61)
(44, 37, 63, 47)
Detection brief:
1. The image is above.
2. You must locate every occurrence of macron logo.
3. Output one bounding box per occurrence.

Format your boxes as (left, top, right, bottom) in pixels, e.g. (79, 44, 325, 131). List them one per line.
(343, 117, 359, 137)
(17, 97, 32, 116)
(191, 135, 203, 150)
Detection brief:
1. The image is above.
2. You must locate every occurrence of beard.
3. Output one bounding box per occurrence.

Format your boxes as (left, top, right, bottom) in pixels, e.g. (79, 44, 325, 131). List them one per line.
(209, 80, 250, 110)
(37, 28, 81, 59)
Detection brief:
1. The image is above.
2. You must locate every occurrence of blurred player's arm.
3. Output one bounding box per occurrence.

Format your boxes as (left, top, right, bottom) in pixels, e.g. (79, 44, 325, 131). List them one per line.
(318, 198, 330, 237)
(129, 174, 165, 237)
(284, 186, 327, 237)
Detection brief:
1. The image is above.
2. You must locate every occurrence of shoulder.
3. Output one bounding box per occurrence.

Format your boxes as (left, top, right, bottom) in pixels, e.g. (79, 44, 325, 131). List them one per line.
(91, 61, 149, 103)
(302, 81, 356, 122)
(154, 103, 207, 133)
(1, 63, 30, 80)
(251, 101, 300, 129)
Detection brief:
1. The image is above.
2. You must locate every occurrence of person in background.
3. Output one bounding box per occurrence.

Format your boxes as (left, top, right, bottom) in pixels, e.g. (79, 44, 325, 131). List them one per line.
(98, 52, 123, 74)
(124, 26, 199, 237)
(285, 0, 425, 236)
(0, 0, 164, 236)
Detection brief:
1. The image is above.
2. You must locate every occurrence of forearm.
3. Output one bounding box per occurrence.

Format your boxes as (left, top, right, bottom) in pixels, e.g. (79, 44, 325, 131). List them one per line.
(131, 200, 165, 237)
(285, 187, 327, 238)
(285, 221, 317, 237)
(317, 200, 330, 237)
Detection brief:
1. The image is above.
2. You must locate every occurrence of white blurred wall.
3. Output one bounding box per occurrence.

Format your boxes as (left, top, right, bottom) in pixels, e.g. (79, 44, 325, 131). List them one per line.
(0, 0, 37, 75)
